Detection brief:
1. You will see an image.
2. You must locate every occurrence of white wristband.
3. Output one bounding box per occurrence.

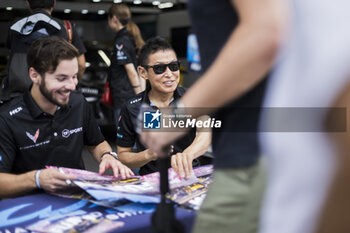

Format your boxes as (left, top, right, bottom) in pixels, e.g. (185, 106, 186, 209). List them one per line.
(35, 169, 42, 189)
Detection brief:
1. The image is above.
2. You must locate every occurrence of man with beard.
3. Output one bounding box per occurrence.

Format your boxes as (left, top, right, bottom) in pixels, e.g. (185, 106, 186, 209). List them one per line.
(0, 36, 133, 198)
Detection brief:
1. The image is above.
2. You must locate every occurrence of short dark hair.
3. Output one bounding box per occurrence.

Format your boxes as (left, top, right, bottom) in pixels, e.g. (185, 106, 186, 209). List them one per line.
(138, 36, 175, 67)
(27, 0, 55, 10)
(27, 36, 79, 76)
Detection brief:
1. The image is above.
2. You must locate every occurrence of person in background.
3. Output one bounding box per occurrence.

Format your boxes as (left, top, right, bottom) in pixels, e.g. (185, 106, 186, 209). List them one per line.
(107, 3, 145, 124)
(140, 0, 287, 233)
(116, 36, 212, 177)
(0, 36, 133, 199)
(4, 0, 86, 99)
(259, 1, 350, 233)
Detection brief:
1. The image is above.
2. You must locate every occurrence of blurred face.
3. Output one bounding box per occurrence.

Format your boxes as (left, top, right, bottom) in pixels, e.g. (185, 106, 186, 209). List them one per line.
(140, 49, 180, 94)
(39, 58, 79, 107)
(108, 16, 119, 32)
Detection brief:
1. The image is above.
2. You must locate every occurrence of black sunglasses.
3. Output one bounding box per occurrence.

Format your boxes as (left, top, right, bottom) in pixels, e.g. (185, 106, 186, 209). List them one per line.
(144, 61, 180, 75)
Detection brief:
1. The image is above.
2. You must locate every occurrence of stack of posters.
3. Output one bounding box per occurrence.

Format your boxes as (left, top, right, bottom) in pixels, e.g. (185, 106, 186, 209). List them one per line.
(46, 165, 213, 211)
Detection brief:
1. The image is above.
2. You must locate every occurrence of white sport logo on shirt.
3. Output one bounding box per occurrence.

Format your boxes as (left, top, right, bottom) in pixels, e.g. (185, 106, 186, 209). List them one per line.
(62, 127, 83, 138)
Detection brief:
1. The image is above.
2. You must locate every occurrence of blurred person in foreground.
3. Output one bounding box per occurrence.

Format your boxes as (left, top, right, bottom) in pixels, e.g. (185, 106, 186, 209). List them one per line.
(4, 0, 86, 98)
(107, 3, 145, 124)
(116, 36, 212, 177)
(259, 1, 350, 233)
(140, 0, 287, 232)
(0, 36, 133, 199)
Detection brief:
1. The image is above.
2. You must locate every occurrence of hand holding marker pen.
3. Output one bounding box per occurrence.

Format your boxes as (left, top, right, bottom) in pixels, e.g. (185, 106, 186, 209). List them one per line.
(58, 167, 72, 185)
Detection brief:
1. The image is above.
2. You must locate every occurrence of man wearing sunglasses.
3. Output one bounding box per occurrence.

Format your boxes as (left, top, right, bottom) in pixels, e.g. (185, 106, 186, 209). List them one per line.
(116, 36, 212, 177)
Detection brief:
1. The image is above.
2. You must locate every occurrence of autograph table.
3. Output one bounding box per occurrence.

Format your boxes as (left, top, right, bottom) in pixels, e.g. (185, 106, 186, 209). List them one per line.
(0, 193, 195, 233)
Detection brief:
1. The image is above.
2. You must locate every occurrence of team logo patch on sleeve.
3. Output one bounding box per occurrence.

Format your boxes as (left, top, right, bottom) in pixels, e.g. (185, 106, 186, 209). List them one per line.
(116, 44, 127, 60)
(116, 44, 123, 50)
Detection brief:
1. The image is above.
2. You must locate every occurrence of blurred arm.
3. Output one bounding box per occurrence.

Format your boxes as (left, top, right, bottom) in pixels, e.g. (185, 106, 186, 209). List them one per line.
(182, 0, 287, 117)
(315, 80, 350, 233)
(140, 0, 288, 155)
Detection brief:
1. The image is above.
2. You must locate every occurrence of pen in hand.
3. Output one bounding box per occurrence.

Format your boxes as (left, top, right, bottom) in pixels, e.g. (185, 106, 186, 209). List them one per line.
(58, 167, 72, 185)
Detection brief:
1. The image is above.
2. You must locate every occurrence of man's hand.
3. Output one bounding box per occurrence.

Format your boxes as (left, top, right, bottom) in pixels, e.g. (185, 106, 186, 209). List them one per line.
(39, 168, 76, 192)
(171, 152, 194, 179)
(140, 131, 186, 156)
(99, 154, 134, 179)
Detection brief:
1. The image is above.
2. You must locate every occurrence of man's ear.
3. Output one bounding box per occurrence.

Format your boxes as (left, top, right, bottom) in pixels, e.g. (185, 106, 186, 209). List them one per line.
(138, 66, 148, 80)
(29, 67, 41, 84)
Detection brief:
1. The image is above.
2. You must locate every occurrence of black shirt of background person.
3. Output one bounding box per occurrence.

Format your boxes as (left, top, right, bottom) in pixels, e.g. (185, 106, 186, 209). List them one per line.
(108, 27, 138, 109)
(7, 11, 86, 55)
(0, 91, 104, 174)
(116, 86, 200, 175)
(5, 11, 86, 95)
(188, 0, 268, 168)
